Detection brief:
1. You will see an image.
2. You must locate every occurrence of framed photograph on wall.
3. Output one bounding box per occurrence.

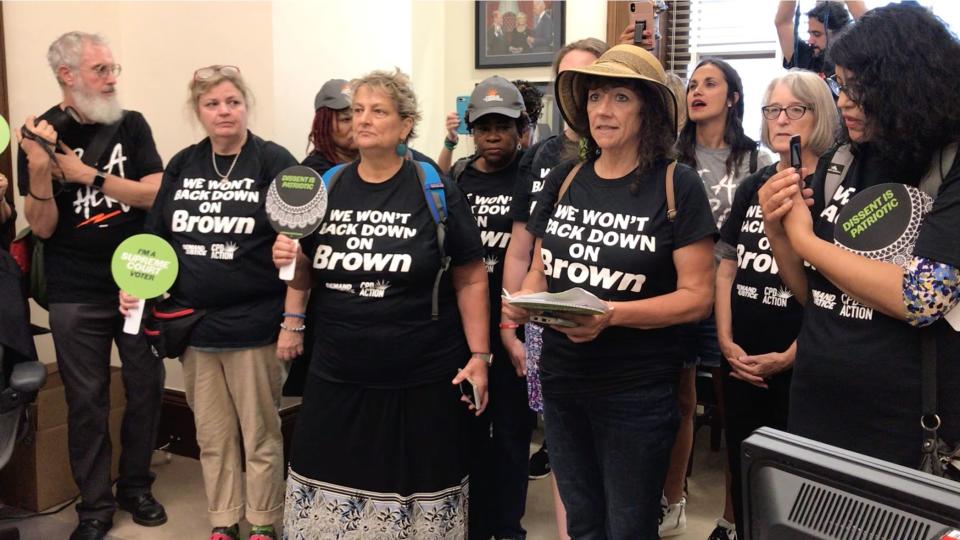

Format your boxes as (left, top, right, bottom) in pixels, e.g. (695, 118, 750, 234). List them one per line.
(476, 1, 566, 69)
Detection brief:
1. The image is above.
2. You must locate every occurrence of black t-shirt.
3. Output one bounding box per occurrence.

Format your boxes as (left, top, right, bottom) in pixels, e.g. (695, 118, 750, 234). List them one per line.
(791, 143, 960, 466)
(510, 133, 577, 223)
(302, 160, 484, 388)
(146, 132, 296, 348)
(719, 164, 803, 356)
(527, 159, 717, 396)
(301, 152, 337, 176)
(0, 199, 16, 250)
(457, 152, 523, 327)
(783, 40, 831, 77)
(17, 106, 163, 304)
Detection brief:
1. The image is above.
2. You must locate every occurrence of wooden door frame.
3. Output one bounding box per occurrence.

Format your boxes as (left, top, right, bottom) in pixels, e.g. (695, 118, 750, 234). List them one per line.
(0, 3, 14, 247)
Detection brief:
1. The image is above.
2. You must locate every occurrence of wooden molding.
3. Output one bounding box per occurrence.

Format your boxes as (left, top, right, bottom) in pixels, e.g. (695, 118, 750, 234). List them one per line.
(157, 389, 301, 466)
(0, 2, 14, 248)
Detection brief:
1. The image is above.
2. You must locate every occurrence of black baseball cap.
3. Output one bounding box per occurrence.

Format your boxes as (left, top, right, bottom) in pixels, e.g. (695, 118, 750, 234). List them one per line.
(314, 79, 351, 111)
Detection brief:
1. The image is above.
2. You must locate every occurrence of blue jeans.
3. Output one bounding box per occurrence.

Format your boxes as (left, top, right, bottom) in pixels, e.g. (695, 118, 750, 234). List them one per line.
(543, 383, 679, 540)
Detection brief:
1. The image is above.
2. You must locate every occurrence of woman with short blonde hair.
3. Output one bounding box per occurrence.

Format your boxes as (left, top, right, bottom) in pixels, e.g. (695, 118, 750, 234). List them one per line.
(123, 64, 296, 540)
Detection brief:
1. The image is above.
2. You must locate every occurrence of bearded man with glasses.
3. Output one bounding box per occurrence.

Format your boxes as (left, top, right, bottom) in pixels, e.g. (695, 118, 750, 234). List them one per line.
(15, 31, 166, 540)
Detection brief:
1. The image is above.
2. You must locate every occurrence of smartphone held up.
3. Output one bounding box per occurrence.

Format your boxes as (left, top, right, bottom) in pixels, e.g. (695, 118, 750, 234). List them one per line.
(790, 135, 804, 187)
(629, 1, 657, 50)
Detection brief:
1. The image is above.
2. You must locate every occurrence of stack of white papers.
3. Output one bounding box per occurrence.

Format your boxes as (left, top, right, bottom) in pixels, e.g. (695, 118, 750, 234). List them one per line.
(504, 287, 607, 315)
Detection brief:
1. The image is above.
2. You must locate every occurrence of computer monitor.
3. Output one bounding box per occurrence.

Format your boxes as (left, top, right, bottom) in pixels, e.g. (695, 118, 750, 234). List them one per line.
(742, 427, 960, 540)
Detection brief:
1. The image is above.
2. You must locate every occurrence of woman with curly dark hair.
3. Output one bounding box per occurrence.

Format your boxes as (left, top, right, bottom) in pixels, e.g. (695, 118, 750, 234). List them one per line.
(301, 79, 357, 174)
(512, 79, 544, 147)
(759, 2, 960, 469)
(277, 79, 358, 380)
(503, 44, 716, 539)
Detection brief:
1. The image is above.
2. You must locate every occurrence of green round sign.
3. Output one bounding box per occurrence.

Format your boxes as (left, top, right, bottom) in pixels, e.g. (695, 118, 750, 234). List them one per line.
(111, 234, 179, 298)
(0, 114, 9, 155)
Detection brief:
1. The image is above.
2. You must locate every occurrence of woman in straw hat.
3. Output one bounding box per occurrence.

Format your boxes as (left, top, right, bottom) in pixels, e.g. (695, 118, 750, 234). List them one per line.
(502, 44, 716, 538)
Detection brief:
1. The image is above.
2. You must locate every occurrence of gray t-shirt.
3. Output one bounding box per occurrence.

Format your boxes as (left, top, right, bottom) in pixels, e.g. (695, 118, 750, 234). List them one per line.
(695, 145, 774, 228)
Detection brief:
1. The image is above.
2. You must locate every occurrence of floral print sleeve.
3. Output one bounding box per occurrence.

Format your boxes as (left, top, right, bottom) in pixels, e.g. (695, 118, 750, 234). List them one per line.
(903, 256, 960, 327)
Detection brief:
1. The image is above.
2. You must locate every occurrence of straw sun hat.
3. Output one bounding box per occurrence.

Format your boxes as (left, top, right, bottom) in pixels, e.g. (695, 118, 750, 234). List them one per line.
(555, 44, 679, 138)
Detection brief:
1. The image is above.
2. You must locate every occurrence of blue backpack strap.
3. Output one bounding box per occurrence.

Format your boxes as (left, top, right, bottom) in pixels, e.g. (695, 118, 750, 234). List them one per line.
(320, 163, 349, 190)
(413, 160, 450, 320)
(415, 160, 447, 224)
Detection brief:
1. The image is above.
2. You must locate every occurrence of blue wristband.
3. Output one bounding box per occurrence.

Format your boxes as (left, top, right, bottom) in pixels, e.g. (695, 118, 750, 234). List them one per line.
(282, 312, 306, 319)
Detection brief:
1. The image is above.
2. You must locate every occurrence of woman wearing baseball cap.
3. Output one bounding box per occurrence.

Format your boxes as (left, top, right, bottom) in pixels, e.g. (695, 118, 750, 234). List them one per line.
(502, 44, 716, 538)
(301, 78, 356, 176)
(277, 79, 357, 392)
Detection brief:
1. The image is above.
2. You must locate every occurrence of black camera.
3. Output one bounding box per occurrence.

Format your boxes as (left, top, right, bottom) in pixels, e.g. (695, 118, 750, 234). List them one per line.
(20, 106, 80, 145)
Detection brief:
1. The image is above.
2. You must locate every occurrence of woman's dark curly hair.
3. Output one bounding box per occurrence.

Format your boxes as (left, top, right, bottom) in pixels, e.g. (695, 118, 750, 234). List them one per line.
(579, 76, 677, 195)
(306, 107, 357, 164)
(828, 2, 960, 182)
(513, 79, 545, 125)
(676, 58, 757, 177)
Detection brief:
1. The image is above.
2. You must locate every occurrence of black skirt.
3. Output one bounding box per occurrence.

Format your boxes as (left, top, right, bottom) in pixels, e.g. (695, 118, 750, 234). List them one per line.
(285, 375, 470, 539)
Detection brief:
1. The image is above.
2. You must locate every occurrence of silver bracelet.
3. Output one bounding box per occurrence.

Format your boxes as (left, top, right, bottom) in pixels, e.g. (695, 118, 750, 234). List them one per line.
(280, 322, 306, 333)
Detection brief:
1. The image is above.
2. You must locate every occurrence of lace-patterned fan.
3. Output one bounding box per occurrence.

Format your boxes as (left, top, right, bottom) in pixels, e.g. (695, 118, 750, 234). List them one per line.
(833, 183, 933, 268)
(265, 165, 327, 280)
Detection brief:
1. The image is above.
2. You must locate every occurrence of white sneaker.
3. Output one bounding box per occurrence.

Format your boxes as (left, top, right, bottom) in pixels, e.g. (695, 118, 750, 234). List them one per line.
(658, 496, 686, 537)
(707, 517, 737, 540)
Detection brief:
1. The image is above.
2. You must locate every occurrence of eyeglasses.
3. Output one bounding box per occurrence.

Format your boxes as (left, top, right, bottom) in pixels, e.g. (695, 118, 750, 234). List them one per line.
(826, 75, 859, 103)
(193, 65, 241, 81)
(84, 64, 121, 79)
(761, 105, 814, 120)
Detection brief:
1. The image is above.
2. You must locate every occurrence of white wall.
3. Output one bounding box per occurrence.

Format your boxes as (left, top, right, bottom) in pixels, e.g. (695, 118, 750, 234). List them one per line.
(271, 0, 414, 160)
(4, 1, 276, 386)
(2, 0, 608, 389)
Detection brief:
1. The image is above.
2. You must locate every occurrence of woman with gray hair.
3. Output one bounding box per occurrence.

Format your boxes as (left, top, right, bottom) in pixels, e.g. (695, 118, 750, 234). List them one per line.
(273, 69, 488, 538)
(121, 65, 296, 540)
(714, 68, 838, 536)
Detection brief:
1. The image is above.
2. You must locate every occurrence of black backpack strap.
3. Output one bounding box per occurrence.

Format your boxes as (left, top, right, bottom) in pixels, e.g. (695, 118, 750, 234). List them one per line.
(919, 142, 959, 198)
(749, 148, 759, 174)
(920, 327, 944, 476)
(80, 111, 127, 168)
(450, 155, 479, 184)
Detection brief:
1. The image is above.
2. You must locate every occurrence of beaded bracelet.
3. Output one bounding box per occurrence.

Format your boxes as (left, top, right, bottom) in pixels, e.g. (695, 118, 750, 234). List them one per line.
(280, 323, 306, 333)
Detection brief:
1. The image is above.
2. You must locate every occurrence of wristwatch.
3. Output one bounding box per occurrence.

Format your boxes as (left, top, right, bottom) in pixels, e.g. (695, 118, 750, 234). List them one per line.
(92, 172, 107, 190)
(471, 352, 493, 365)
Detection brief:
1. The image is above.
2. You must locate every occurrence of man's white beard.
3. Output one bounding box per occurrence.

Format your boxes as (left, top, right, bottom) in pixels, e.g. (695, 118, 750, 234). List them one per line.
(72, 82, 123, 124)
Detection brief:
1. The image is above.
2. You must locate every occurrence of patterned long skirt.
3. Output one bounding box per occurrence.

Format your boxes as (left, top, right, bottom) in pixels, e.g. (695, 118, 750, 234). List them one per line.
(284, 376, 469, 539)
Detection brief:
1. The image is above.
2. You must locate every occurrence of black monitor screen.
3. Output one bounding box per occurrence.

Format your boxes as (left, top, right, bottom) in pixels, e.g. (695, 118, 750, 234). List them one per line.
(742, 427, 960, 540)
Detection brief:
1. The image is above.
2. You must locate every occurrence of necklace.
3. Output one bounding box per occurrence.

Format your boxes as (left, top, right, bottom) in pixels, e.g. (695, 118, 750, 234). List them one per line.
(211, 145, 241, 180)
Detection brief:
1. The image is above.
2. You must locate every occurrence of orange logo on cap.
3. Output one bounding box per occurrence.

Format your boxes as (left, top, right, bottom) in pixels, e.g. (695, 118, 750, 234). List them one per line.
(482, 87, 504, 103)
(341, 84, 351, 96)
